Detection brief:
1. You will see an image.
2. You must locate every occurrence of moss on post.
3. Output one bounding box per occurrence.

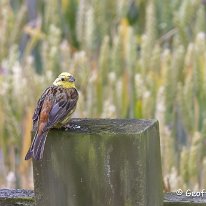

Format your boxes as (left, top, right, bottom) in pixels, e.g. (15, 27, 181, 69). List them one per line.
(33, 118, 163, 206)
(0, 189, 34, 206)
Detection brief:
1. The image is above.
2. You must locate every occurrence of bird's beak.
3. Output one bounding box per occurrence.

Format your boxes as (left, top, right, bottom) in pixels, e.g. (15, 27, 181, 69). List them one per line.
(68, 76, 75, 82)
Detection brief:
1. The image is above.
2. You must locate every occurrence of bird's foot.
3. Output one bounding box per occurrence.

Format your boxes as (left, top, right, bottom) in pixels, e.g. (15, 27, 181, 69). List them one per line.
(64, 124, 80, 131)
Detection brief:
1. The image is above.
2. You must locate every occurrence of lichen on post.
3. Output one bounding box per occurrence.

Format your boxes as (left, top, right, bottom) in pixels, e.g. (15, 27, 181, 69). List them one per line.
(33, 118, 163, 206)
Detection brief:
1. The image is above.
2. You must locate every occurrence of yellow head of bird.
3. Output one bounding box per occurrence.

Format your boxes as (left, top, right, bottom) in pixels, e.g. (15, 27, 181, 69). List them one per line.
(53, 72, 76, 88)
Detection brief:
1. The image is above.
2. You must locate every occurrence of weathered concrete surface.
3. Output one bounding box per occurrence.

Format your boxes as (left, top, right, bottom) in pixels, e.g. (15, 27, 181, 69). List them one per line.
(0, 190, 205, 206)
(33, 118, 163, 206)
(0, 189, 34, 206)
(164, 192, 206, 206)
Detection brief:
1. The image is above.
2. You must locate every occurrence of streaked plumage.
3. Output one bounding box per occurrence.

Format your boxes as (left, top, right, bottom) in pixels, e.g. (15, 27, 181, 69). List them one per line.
(25, 72, 78, 160)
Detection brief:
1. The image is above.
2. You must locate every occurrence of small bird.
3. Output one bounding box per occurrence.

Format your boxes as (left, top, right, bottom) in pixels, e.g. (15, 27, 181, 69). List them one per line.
(25, 72, 78, 160)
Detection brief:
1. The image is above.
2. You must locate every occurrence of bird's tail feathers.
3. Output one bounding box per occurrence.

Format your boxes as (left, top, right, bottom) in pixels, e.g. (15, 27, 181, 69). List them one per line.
(25, 131, 48, 160)
(25, 132, 37, 160)
(33, 131, 48, 160)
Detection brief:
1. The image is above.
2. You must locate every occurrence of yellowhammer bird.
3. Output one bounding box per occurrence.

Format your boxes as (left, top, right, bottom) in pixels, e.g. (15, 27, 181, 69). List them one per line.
(25, 72, 78, 160)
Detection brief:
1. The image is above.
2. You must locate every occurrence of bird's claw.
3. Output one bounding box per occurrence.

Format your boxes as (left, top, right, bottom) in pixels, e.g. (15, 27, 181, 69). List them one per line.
(64, 124, 80, 131)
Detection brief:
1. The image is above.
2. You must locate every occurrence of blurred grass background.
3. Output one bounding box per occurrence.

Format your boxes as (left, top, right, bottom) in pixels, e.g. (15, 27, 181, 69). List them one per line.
(0, 0, 206, 190)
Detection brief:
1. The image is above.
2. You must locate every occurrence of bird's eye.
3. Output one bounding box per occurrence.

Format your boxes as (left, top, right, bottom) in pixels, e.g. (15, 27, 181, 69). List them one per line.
(61, 78, 65, 81)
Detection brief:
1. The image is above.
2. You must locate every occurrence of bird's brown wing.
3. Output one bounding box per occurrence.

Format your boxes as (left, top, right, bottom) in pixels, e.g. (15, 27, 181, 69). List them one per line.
(32, 86, 53, 131)
(43, 87, 78, 131)
(25, 86, 54, 160)
(26, 86, 78, 160)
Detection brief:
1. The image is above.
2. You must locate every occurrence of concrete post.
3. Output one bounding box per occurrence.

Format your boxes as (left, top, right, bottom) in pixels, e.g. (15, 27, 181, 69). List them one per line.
(33, 118, 163, 206)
